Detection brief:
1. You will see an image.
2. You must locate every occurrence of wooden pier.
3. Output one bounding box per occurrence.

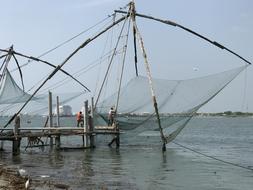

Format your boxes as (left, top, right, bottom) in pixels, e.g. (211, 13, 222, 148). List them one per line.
(0, 98, 121, 155)
(0, 125, 121, 155)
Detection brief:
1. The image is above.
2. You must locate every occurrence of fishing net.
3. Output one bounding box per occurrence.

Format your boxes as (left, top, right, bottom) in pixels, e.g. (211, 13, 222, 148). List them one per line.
(97, 65, 247, 141)
(0, 69, 35, 104)
(0, 92, 84, 116)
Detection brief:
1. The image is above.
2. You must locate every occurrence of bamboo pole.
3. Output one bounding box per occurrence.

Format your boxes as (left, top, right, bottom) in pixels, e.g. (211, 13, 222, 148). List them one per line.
(56, 96, 60, 127)
(90, 97, 95, 148)
(114, 10, 252, 65)
(48, 91, 54, 147)
(55, 96, 61, 148)
(130, 2, 167, 151)
(84, 100, 89, 147)
(131, 2, 139, 76)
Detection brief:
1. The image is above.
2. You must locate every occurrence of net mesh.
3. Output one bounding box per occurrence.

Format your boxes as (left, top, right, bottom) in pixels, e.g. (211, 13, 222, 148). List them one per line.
(0, 69, 34, 104)
(97, 65, 247, 140)
(0, 68, 84, 116)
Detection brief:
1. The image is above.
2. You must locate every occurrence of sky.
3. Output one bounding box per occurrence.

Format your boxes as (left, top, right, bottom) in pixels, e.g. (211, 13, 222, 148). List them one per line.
(0, 0, 253, 113)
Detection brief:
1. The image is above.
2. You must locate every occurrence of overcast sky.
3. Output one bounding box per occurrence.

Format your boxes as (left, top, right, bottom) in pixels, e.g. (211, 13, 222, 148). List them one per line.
(0, 0, 253, 113)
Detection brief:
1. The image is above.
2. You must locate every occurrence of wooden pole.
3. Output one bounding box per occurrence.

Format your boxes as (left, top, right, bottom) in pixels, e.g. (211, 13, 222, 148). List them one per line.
(84, 100, 89, 147)
(56, 96, 60, 127)
(116, 123, 120, 148)
(48, 91, 54, 147)
(90, 97, 95, 148)
(55, 96, 61, 148)
(130, 2, 167, 151)
(114, 10, 252, 65)
(0, 141, 3, 151)
(130, 1, 139, 76)
(13, 115, 21, 155)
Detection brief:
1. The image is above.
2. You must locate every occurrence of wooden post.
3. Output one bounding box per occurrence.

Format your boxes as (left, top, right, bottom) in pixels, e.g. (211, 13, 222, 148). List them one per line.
(0, 141, 3, 151)
(132, 14, 167, 151)
(90, 97, 95, 148)
(56, 96, 60, 127)
(115, 123, 120, 148)
(83, 100, 89, 147)
(55, 96, 61, 148)
(13, 115, 21, 155)
(48, 91, 54, 147)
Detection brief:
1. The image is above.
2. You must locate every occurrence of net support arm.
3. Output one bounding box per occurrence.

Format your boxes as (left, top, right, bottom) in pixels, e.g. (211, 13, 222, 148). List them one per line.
(1, 15, 129, 131)
(94, 15, 130, 110)
(114, 10, 252, 65)
(12, 54, 25, 91)
(130, 3, 139, 76)
(0, 48, 90, 92)
(0, 54, 7, 60)
(133, 25, 138, 76)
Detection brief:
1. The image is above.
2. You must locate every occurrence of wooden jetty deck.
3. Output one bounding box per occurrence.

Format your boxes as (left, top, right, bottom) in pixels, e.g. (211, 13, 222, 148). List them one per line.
(0, 126, 120, 139)
(0, 125, 121, 154)
(0, 99, 121, 155)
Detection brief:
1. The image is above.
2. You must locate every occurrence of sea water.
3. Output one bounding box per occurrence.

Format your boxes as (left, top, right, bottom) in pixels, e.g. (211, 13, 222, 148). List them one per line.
(0, 116, 253, 189)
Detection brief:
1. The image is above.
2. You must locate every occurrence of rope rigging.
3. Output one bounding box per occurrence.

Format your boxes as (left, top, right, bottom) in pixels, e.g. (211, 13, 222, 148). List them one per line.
(0, 14, 127, 116)
(115, 16, 132, 113)
(173, 141, 253, 172)
(94, 12, 130, 110)
(0, 48, 91, 92)
(94, 15, 117, 100)
(114, 10, 252, 65)
(0, 21, 124, 117)
(2, 14, 114, 72)
(1, 14, 130, 131)
(39, 48, 123, 93)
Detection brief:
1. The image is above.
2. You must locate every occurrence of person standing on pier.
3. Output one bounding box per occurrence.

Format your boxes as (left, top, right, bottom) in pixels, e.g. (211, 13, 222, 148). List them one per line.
(76, 111, 83, 127)
(108, 107, 115, 126)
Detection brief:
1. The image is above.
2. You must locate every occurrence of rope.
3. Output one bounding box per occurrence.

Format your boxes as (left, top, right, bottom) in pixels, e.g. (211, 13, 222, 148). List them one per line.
(94, 13, 130, 109)
(19, 18, 116, 94)
(10, 15, 114, 72)
(114, 10, 252, 65)
(0, 48, 123, 115)
(39, 47, 125, 93)
(1, 14, 129, 131)
(173, 141, 253, 172)
(97, 14, 116, 108)
(40, 53, 112, 93)
(93, 23, 112, 97)
(115, 16, 131, 113)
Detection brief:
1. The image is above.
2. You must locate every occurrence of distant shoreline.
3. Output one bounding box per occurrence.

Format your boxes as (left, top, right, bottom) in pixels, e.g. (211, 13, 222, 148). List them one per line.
(0, 111, 252, 118)
(195, 111, 253, 117)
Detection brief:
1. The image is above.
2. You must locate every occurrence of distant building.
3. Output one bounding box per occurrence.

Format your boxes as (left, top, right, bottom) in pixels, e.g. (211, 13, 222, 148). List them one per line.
(55, 105, 73, 116)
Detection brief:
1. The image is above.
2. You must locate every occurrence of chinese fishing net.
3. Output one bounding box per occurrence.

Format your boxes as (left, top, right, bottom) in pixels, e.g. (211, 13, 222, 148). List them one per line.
(96, 65, 247, 143)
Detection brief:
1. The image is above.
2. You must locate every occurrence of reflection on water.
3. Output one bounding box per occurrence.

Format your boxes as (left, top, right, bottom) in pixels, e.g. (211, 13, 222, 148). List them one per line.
(0, 117, 253, 189)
